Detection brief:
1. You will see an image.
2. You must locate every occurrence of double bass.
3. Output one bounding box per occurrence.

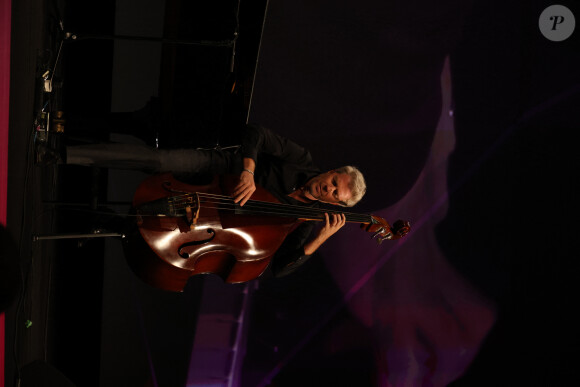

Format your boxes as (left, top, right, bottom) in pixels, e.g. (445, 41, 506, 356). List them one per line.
(124, 173, 410, 292)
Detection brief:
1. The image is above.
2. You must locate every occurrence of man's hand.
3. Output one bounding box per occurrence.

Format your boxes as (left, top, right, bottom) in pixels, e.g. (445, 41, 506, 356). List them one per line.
(233, 170, 256, 206)
(319, 212, 346, 240)
(304, 213, 346, 255)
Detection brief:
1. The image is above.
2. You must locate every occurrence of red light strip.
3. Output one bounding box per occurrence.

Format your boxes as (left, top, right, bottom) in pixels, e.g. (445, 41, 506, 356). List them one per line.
(0, 0, 12, 385)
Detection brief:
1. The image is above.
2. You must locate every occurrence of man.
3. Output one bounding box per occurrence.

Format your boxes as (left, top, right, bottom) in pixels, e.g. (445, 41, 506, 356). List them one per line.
(42, 124, 367, 277)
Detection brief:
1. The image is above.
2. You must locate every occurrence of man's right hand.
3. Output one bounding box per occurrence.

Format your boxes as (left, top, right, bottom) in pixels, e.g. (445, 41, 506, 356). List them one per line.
(232, 169, 256, 206)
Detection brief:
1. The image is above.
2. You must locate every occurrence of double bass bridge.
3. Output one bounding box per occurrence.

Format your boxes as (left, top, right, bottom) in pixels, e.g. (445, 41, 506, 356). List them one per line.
(136, 193, 200, 220)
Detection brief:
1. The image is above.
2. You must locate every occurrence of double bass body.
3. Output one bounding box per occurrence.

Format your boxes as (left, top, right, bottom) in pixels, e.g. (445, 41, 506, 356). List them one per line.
(124, 173, 299, 292)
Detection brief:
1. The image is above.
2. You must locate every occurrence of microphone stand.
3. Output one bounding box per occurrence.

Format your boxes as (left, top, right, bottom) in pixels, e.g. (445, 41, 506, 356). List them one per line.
(32, 232, 125, 242)
(65, 31, 235, 48)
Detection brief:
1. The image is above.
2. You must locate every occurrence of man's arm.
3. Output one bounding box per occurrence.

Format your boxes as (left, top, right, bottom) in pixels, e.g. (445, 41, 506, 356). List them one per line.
(270, 222, 315, 278)
(303, 213, 346, 255)
(234, 125, 313, 206)
(272, 213, 346, 278)
(241, 124, 313, 170)
(232, 157, 256, 206)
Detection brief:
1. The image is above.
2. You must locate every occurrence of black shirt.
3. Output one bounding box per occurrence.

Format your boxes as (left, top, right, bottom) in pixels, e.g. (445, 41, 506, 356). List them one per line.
(240, 124, 322, 277)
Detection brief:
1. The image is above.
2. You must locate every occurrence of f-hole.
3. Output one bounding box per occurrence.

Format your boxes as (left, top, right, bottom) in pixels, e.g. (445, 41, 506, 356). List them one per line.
(178, 228, 216, 258)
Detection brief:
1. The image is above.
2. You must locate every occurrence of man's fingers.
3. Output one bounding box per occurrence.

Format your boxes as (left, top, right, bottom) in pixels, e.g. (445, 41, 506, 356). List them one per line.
(329, 213, 345, 228)
(323, 213, 345, 229)
(331, 213, 339, 226)
(232, 182, 250, 197)
(234, 186, 255, 206)
(233, 187, 248, 203)
(240, 193, 251, 206)
(332, 213, 343, 226)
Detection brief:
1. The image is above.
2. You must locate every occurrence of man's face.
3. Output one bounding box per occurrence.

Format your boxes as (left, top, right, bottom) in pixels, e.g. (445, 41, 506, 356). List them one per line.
(303, 171, 353, 205)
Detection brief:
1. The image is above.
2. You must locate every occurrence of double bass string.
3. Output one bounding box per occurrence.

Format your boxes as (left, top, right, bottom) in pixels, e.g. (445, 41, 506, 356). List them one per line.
(196, 193, 371, 222)
(211, 194, 369, 222)
(167, 192, 371, 223)
(170, 193, 367, 221)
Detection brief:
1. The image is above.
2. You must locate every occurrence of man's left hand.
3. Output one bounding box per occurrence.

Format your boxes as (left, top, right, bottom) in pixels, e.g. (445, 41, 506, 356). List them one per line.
(318, 213, 346, 240)
(303, 213, 346, 255)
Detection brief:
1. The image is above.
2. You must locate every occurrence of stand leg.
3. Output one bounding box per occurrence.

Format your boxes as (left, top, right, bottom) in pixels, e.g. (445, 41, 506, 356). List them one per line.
(32, 232, 125, 242)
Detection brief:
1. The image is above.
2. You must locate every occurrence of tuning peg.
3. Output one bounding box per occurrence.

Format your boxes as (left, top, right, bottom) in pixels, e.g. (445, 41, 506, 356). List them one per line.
(371, 227, 385, 239)
(376, 232, 393, 244)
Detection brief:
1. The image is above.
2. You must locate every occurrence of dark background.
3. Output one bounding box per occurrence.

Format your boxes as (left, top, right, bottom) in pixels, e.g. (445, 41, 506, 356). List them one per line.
(5, 0, 580, 386)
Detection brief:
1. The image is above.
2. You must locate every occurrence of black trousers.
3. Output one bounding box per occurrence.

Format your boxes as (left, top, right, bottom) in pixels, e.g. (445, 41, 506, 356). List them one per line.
(66, 143, 242, 175)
